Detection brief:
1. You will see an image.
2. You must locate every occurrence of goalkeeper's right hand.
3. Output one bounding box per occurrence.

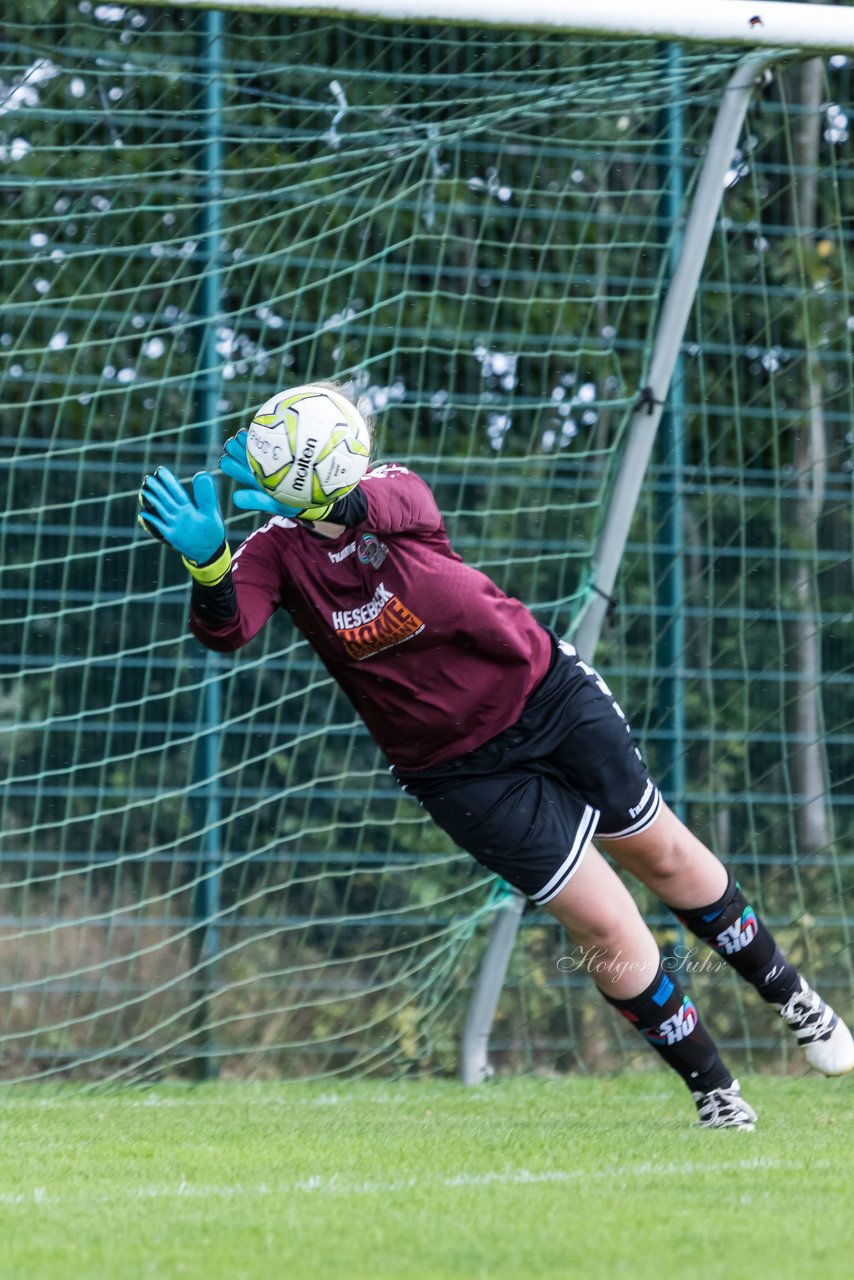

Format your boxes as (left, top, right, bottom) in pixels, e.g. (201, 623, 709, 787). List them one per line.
(137, 467, 232, 585)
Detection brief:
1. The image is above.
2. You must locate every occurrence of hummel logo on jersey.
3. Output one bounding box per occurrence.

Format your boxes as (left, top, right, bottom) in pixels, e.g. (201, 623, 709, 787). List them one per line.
(327, 535, 389, 568)
(715, 906, 758, 955)
(328, 540, 357, 564)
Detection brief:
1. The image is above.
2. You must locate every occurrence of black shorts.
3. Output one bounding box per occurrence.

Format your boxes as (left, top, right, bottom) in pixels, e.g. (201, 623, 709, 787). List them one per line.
(392, 636, 661, 905)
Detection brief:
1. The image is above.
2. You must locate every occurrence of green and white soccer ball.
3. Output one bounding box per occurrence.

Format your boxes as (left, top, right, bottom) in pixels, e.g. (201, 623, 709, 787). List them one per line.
(245, 384, 371, 511)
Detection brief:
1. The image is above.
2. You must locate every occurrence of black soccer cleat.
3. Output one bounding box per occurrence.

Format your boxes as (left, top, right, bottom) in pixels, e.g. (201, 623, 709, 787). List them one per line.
(692, 1079, 757, 1130)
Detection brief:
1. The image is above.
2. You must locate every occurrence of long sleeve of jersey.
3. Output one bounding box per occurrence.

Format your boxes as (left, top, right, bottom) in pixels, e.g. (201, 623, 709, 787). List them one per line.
(189, 523, 282, 651)
(189, 485, 368, 650)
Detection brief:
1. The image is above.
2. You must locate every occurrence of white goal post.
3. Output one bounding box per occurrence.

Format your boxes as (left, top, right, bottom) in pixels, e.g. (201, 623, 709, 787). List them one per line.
(141, 0, 854, 53)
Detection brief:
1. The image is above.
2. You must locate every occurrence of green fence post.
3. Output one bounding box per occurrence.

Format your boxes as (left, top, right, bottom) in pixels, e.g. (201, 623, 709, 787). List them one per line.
(189, 4, 226, 1081)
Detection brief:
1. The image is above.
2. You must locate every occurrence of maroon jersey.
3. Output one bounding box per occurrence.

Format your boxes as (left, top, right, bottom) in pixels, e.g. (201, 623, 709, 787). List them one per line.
(189, 464, 553, 769)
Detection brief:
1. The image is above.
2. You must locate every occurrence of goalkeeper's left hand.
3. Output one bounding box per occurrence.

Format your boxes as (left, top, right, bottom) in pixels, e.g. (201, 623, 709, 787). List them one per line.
(138, 467, 231, 585)
(219, 429, 302, 515)
(219, 429, 333, 521)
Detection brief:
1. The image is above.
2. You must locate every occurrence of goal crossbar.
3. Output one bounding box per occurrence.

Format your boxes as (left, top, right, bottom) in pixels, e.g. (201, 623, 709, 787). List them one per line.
(138, 0, 854, 53)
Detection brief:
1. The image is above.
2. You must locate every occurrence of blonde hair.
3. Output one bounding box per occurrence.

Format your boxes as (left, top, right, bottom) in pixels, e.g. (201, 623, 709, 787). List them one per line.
(310, 378, 375, 442)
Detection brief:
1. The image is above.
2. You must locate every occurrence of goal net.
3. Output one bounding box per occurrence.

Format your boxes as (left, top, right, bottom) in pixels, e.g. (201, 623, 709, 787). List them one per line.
(1, 2, 852, 1082)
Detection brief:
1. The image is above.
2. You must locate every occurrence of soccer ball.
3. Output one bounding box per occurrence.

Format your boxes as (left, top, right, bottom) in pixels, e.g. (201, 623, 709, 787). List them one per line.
(245, 384, 371, 510)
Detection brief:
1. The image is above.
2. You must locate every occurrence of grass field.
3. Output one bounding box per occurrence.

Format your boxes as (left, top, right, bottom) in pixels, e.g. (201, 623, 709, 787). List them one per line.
(0, 1073, 851, 1279)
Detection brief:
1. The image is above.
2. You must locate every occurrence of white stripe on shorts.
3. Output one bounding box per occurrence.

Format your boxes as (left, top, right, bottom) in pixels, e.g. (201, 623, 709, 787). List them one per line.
(530, 803, 600, 906)
(597, 786, 662, 841)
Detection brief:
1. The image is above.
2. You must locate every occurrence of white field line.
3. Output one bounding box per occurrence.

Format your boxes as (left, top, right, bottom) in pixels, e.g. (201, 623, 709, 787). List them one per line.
(0, 1156, 827, 1208)
(0, 1089, 421, 1110)
(1, 1087, 678, 1111)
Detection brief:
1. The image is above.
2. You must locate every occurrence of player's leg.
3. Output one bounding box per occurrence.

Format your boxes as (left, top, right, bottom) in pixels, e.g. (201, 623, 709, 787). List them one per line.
(545, 638, 854, 1078)
(598, 802, 854, 1077)
(393, 744, 754, 1126)
(544, 843, 756, 1128)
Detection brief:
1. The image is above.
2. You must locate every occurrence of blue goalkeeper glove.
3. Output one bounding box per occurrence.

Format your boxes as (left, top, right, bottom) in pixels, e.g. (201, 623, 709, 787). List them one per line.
(137, 467, 231, 585)
(219, 430, 334, 521)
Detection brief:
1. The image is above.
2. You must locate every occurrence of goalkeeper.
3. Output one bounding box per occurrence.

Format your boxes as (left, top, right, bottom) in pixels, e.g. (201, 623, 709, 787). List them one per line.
(138, 382, 854, 1130)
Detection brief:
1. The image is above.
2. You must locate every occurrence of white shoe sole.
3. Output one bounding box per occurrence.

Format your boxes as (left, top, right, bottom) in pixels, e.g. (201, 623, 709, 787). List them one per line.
(804, 1019, 854, 1077)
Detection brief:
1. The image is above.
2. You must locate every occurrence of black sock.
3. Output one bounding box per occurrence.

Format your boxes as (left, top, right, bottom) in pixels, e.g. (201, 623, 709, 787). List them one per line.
(601, 959, 732, 1095)
(669, 872, 801, 1006)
